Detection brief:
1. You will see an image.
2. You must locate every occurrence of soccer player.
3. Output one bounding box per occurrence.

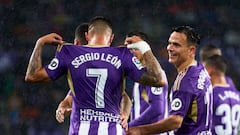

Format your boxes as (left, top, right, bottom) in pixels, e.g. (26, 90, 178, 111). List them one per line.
(203, 55, 240, 135)
(55, 23, 132, 131)
(199, 44, 236, 88)
(127, 26, 213, 135)
(55, 23, 89, 123)
(25, 16, 166, 135)
(124, 31, 172, 135)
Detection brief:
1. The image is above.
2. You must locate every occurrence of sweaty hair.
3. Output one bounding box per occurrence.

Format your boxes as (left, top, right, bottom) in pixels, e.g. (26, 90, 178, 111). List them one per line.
(75, 23, 89, 45)
(204, 55, 227, 73)
(126, 31, 150, 43)
(88, 16, 113, 34)
(172, 26, 200, 46)
(199, 44, 222, 62)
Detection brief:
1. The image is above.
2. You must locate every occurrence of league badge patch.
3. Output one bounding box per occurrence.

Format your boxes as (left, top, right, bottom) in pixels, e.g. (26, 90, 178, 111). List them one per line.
(48, 58, 59, 70)
(171, 98, 182, 111)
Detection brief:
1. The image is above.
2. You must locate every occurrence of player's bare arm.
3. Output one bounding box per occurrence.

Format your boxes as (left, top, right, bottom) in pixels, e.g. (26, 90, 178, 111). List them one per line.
(126, 37, 166, 87)
(25, 33, 63, 83)
(127, 114, 183, 135)
(138, 51, 165, 87)
(56, 94, 72, 123)
(120, 90, 132, 130)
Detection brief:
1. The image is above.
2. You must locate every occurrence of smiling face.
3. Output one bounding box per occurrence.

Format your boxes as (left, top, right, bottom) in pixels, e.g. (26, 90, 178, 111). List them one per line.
(167, 31, 196, 70)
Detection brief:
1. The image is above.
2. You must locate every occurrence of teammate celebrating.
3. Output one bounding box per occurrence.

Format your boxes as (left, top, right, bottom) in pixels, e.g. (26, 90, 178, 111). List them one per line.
(25, 16, 166, 135)
(55, 22, 132, 131)
(127, 26, 213, 135)
(125, 31, 172, 135)
(199, 44, 236, 88)
(204, 55, 240, 135)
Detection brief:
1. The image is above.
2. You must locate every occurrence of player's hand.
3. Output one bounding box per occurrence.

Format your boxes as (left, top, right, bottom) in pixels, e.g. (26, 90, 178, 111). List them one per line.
(37, 33, 63, 46)
(55, 107, 72, 123)
(126, 126, 142, 135)
(120, 112, 129, 131)
(124, 35, 143, 45)
(127, 41, 151, 54)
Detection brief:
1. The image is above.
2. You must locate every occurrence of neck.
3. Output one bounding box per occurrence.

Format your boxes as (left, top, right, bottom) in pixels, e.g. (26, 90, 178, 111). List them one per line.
(211, 75, 229, 87)
(177, 59, 197, 73)
(88, 35, 110, 46)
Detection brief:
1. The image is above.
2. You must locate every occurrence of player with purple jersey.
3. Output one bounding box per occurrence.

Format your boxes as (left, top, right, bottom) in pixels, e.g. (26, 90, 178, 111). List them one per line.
(25, 16, 166, 135)
(55, 23, 132, 133)
(127, 26, 213, 135)
(130, 70, 170, 135)
(204, 55, 240, 135)
(130, 70, 169, 127)
(199, 44, 236, 88)
(169, 61, 212, 134)
(46, 45, 147, 134)
(124, 31, 172, 135)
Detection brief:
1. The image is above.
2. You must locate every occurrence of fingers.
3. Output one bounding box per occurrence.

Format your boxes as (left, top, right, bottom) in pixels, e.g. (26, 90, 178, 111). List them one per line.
(66, 108, 72, 113)
(49, 33, 63, 44)
(120, 113, 129, 131)
(37, 33, 64, 46)
(55, 108, 65, 123)
(121, 120, 128, 131)
(125, 36, 143, 44)
(127, 41, 151, 54)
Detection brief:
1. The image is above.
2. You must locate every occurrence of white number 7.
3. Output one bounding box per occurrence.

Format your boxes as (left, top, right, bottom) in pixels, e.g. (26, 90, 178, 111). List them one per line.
(86, 68, 108, 108)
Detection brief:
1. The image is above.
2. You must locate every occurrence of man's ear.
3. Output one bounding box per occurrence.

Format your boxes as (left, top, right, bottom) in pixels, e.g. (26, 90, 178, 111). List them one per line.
(189, 46, 196, 55)
(109, 34, 114, 44)
(74, 39, 80, 45)
(85, 32, 89, 42)
(206, 66, 214, 76)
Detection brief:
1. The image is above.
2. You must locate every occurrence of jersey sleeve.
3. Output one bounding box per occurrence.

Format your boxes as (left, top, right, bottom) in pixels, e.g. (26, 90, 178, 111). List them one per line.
(169, 90, 194, 117)
(44, 48, 68, 81)
(122, 49, 146, 81)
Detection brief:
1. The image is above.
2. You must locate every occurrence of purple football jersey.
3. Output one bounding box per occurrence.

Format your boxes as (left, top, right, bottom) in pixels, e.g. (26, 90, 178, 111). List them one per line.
(212, 85, 240, 135)
(169, 62, 213, 135)
(226, 76, 236, 89)
(45, 45, 146, 135)
(130, 70, 172, 135)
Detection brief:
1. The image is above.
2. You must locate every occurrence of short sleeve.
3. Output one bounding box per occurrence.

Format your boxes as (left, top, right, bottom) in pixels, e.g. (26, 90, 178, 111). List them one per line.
(169, 90, 194, 117)
(44, 49, 67, 80)
(122, 49, 146, 81)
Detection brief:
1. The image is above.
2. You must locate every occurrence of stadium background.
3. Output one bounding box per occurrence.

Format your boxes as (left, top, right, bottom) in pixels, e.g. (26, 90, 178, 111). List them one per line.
(0, 0, 239, 134)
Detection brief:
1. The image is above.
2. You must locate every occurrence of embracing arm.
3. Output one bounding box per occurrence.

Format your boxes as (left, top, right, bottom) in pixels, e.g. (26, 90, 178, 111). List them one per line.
(138, 50, 165, 87)
(120, 90, 132, 130)
(128, 100, 162, 127)
(127, 41, 166, 87)
(121, 90, 132, 119)
(56, 92, 73, 123)
(25, 33, 63, 83)
(127, 114, 183, 135)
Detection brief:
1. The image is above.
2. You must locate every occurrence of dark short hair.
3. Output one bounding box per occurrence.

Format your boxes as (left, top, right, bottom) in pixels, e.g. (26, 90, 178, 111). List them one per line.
(205, 55, 227, 73)
(75, 23, 88, 45)
(88, 16, 113, 30)
(199, 44, 221, 61)
(172, 26, 200, 45)
(126, 31, 149, 43)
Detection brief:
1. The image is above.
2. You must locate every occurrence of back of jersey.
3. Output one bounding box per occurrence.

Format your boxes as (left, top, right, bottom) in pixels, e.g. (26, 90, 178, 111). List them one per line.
(45, 45, 146, 135)
(212, 85, 240, 135)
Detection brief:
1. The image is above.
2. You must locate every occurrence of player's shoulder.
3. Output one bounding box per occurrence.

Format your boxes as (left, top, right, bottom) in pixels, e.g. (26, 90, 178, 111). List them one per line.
(56, 43, 76, 52)
(187, 62, 205, 76)
(231, 86, 240, 94)
(113, 46, 128, 50)
(110, 46, 132, 55)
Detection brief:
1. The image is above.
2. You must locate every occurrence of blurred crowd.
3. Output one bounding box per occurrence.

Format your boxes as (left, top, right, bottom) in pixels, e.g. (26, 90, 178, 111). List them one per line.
(0, 0, 240, 134)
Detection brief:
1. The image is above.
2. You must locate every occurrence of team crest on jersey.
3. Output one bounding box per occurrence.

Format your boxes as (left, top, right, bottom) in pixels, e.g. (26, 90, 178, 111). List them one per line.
(132, 56, 143, 70)
(151, 87, 163, 95)
(48, 58, 59, 70)
(171, 98, 182, 111)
